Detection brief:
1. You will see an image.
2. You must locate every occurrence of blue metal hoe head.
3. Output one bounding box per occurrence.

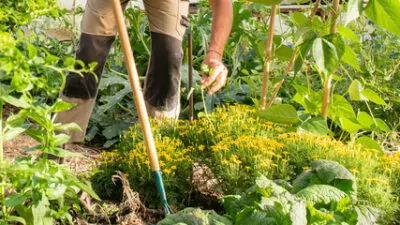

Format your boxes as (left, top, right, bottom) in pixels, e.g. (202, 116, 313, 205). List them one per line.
(152, 170, 174, 215)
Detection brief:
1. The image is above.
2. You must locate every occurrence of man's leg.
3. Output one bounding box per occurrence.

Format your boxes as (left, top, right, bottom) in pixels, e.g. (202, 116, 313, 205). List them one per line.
(143, 0, 190, 120)
(57, 0, 129, 143)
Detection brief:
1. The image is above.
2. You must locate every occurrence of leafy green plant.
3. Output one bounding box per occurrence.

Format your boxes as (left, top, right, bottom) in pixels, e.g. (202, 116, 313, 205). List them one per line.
(158, 207, 232, 225)
(222, 160, 380, 224)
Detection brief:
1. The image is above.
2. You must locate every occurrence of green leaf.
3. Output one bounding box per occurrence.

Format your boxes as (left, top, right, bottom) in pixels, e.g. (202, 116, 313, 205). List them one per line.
(50, 99, 75, 113)
(5, 112, 26, 127)
(357, 111, 375, 130)
(311, 160, 356, 196)
(27, 43, 37, 59)
(296, 185, 348, 205)
(32, 195, 54, 225)
(275, 45, 294, 61)
(46, 184, 67, 200)
(361, 88, 387, 105)
(324, 34, 345, 59)
(46, 147, 83, 158)
(4, 125, 29, 140)
(98, 86, 132, 113)
(312, 38, 340, 74)
(6, 216, 26, 225)
(289, 201, 308, 225)
(355, 205, 380, 225)
(294, 31, 317, 74)
(311, 160, 355, 182)
(25, 129, 45, 143)
(342, 45, 361, 71)
(158, 207, 232, 225)
(364, 0, 400, 36)
(236, 208, 276, 225)
(328, 94, 356, 121)
(290, 12, 308, 25)
(53, 133, 70, 146)
(54, 122, 82, 132)
(299, 116, 329, 135)
(348, 79, 364, 101)
(307, 204, 334, 223)
(221, 195, 243, 217)
(375, 118, 391, 132)
(345, 0, 364, 25)
(258, 104, 298, 124)
(72, 180, 101, 201)
(1, 95, 30, 108)
(339, 117, 363, 134)
(337, 25, 360, 43)
(293, 171, 315, 193)
(355, 136, 382, 152)
(5, 193, 27, 207)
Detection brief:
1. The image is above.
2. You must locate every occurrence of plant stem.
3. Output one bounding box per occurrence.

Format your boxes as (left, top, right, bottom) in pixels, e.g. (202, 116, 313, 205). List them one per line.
(260, 5, 277, 110)
(309, 0, 322, 19)
(266, 79, 284, 109)
(201, 88, 215, 130)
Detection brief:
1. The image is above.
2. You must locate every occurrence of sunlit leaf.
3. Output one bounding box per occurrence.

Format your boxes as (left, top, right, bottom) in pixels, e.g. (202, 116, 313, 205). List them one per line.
(365, 0, 400, 36)
(345, 0, 364, 25)
(362, 88, 387, 105)
(259, 104, 298, 124)
(348, 79, 364, 101)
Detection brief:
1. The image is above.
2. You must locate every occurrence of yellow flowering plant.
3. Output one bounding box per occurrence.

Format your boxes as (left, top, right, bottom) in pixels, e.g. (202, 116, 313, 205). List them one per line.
(92, 124, 192, 208)
(92, 104, 399, 222)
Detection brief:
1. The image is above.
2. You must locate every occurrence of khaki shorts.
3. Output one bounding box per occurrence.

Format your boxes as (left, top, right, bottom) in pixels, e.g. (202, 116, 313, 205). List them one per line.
(81, 0, 189, 41)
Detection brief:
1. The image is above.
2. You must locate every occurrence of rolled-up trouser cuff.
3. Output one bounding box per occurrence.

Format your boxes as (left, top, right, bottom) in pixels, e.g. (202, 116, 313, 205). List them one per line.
(146, 100, 180, 120)
(55, 95, 97, 143)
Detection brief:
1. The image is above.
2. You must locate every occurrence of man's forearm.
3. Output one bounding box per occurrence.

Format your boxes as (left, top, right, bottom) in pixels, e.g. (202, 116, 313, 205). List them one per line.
(208, 0, 233, 59)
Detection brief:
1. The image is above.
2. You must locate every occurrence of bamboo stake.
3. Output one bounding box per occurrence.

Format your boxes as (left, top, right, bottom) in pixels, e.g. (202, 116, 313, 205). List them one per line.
(321, 0, 340, 119)
(188, 29, 194, 122)
(330, 0, 340, 34)
(260, 5, 277, 110)
(322, 75, 332, 119)
(265, 0, 322, 109)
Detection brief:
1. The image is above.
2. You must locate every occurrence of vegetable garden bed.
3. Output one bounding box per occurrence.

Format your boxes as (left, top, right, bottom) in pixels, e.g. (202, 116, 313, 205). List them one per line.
(1, 0, 399, 224)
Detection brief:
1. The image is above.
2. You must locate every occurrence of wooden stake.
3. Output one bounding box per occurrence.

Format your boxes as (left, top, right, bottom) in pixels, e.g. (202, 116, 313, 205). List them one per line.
(330, 0, 340, 34)
(260, 5, 277, 110)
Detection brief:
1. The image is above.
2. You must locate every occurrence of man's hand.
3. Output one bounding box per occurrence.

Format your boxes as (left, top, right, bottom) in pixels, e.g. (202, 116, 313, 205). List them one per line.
(201, 0, 232, 95)
(201, 52, 228, 95)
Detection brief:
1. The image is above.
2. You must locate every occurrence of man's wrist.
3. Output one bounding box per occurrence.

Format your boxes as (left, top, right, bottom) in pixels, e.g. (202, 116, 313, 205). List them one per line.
(207, 49, 223, 60)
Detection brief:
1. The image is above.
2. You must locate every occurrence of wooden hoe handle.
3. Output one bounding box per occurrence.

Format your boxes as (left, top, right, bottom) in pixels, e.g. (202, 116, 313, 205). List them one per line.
(111, 0, 160, 171)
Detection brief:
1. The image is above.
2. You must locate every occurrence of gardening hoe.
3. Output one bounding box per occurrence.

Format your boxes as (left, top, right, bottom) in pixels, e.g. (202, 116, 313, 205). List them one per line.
(111, 0, 173, 215)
